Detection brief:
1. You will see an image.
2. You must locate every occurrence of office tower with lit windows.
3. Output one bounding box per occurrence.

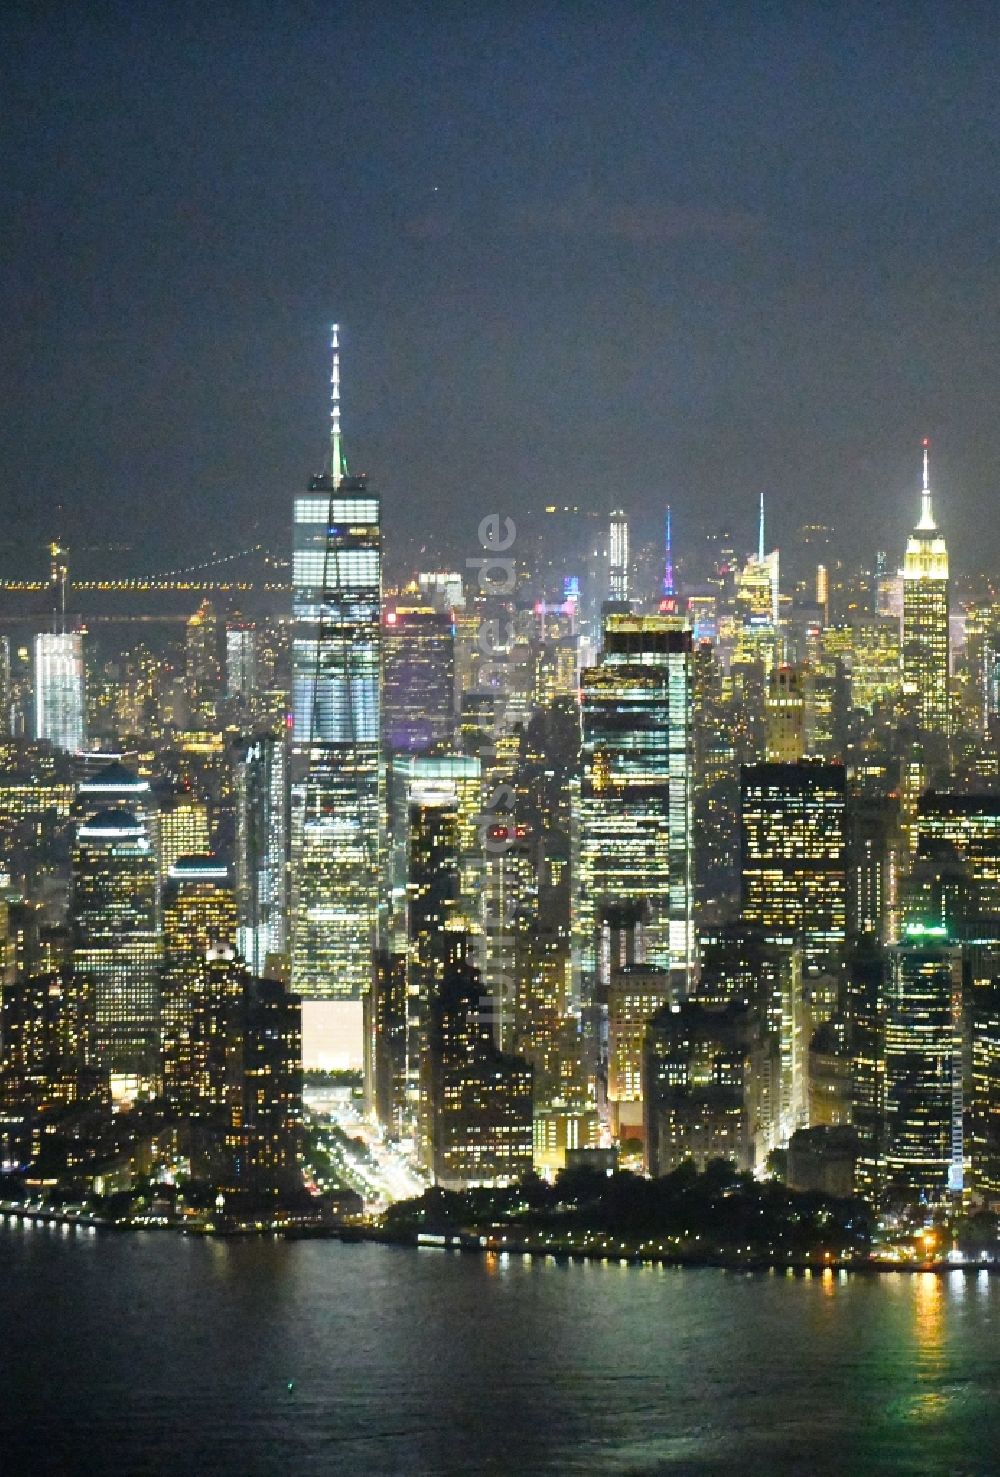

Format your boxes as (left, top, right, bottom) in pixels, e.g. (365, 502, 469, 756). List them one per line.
(606, 963, 678, 1144)
(0, 636, 11, 737)
(915, 792, 1000, 917)
(844, 936, 886, 1203)
(532, 603, 579, 705)
(155, 790, 211, 888)
(75, 759, 152, 822)
(970, 981, 1000, 1204)
(386, 753, 483, 948)
(382, 596, 455, 753)
(229, 976, 303, 1200)
(849, 614, 901, 715)
(480, 816, 537, 1051)
(71, 807, 161, 1087)
(901, 440, 950, 739)
(163, 856, 237, 956)
(765, 665, 806, 762)
(225, 619, 257, 701)
(370, 949, 408, 1139)
(188, 960, 303, 1204)
(803, 657, 846, 761)
(574, 615, 694, 1000)
(740, 761, 847, 976)
(185, 600, 222, 719)
(235, 734, 289, 976)
(425, 960, 533, 1188)
(882, 924, 963, 1208)
(34, 632, 86, 753)
(699, 923, 809, 1148)
(978, 612, 1000, 731)
(405, 790, 466, 1158)
(290, 329, 381, 1064)
(0, 966, 101, 1167)
(512, 910, 572, 1106)
(608, 508, 630, 606)
(161, 856, 238, 1106)
(0, 968, 96, 1109)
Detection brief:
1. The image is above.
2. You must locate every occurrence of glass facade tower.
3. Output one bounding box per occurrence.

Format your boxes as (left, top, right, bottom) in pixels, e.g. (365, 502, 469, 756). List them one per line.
(236, 734, 289, 976)
(34, 631, 86, 753)
(71, 806, 161, 1086)
(883, 926, 963, 1206)
(574, 616, 694, 998)
(290, 330, 382, 1004)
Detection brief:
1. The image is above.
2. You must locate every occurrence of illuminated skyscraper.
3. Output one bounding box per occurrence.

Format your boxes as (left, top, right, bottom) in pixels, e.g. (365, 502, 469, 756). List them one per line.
(185, 600, 221, 719)
(187, 959, 303, 1204)
(608, 508, 630, 605)
(71, 807, 161, 1088)
(370, 949, 407, 1138)
(163, 856, 237, 957)
(970, 981, 1000, 1204)
(235, 734, 289, 976)
(386, 753, 483, 949)
(0, 968, 95, 1111)
(161, 856, 237, 1107)
(382, 596, 455, 752)
(405, 791, 465, 1160)
(883, 924, 963, 1207)
(765, 665, 806, 762)
(740, 761, 847, 976)
(0, 636, 12, 737)
(225, 619, 257, 701)
(915, 792, 1000, 916)
(606, 963, 678, 1144)
(34, 632, 86, 753)
(290, 328, 381, 1061)
(155, 790, 211, 889)
(426, 960, 533, 1188)
(848, 614, 901, 715)
(846, 792, 900, 943)
(75, 759, 152, 822)
(574, 615, 694, 997)
(0, 966, 100, 1167)
(901, 439, 950, 738)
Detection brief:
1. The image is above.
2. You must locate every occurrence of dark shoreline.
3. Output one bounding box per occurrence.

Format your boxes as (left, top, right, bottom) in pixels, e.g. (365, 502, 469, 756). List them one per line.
(5, 1204, 996, 1274)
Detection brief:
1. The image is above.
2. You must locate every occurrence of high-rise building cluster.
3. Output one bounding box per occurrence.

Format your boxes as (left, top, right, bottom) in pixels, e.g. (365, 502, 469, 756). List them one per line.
(2, 332, 999, 1241)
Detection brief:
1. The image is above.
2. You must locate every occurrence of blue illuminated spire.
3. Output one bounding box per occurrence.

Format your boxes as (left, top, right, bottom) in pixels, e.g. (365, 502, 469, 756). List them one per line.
(662, 504, 674, 599)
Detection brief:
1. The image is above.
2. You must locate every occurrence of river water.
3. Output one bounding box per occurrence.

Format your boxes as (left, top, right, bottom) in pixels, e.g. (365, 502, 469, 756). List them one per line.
(2, 1221, 998, 1474)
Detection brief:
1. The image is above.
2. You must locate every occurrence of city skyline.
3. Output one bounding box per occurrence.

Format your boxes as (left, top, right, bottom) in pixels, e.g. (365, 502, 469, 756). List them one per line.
(5, 8, 1000, 1473)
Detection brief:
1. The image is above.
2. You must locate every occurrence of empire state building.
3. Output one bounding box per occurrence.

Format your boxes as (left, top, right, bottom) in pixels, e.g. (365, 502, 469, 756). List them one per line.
(901, 439, 949, 738)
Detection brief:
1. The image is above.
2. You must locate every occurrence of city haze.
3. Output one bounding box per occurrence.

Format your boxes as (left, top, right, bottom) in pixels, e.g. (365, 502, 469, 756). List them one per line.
(3, 2, 1000, 568)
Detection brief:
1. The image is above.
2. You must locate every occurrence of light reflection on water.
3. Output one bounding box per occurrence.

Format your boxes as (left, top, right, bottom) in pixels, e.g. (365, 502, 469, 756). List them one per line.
(0, 1228, 998, 1476)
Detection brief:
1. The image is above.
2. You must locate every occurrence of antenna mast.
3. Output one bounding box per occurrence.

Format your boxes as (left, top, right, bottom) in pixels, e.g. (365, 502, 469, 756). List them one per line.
(917, 436, 936, 531)
(330, 323, 345, 487)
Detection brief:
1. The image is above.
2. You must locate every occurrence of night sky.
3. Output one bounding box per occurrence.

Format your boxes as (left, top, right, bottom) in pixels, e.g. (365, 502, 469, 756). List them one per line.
(4, 1, 1000, 573)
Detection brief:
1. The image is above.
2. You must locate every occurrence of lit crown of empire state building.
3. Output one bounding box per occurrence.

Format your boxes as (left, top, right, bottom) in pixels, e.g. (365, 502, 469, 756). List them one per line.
(290, 327, 381, 1068)
(901, 439, 950, 738)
